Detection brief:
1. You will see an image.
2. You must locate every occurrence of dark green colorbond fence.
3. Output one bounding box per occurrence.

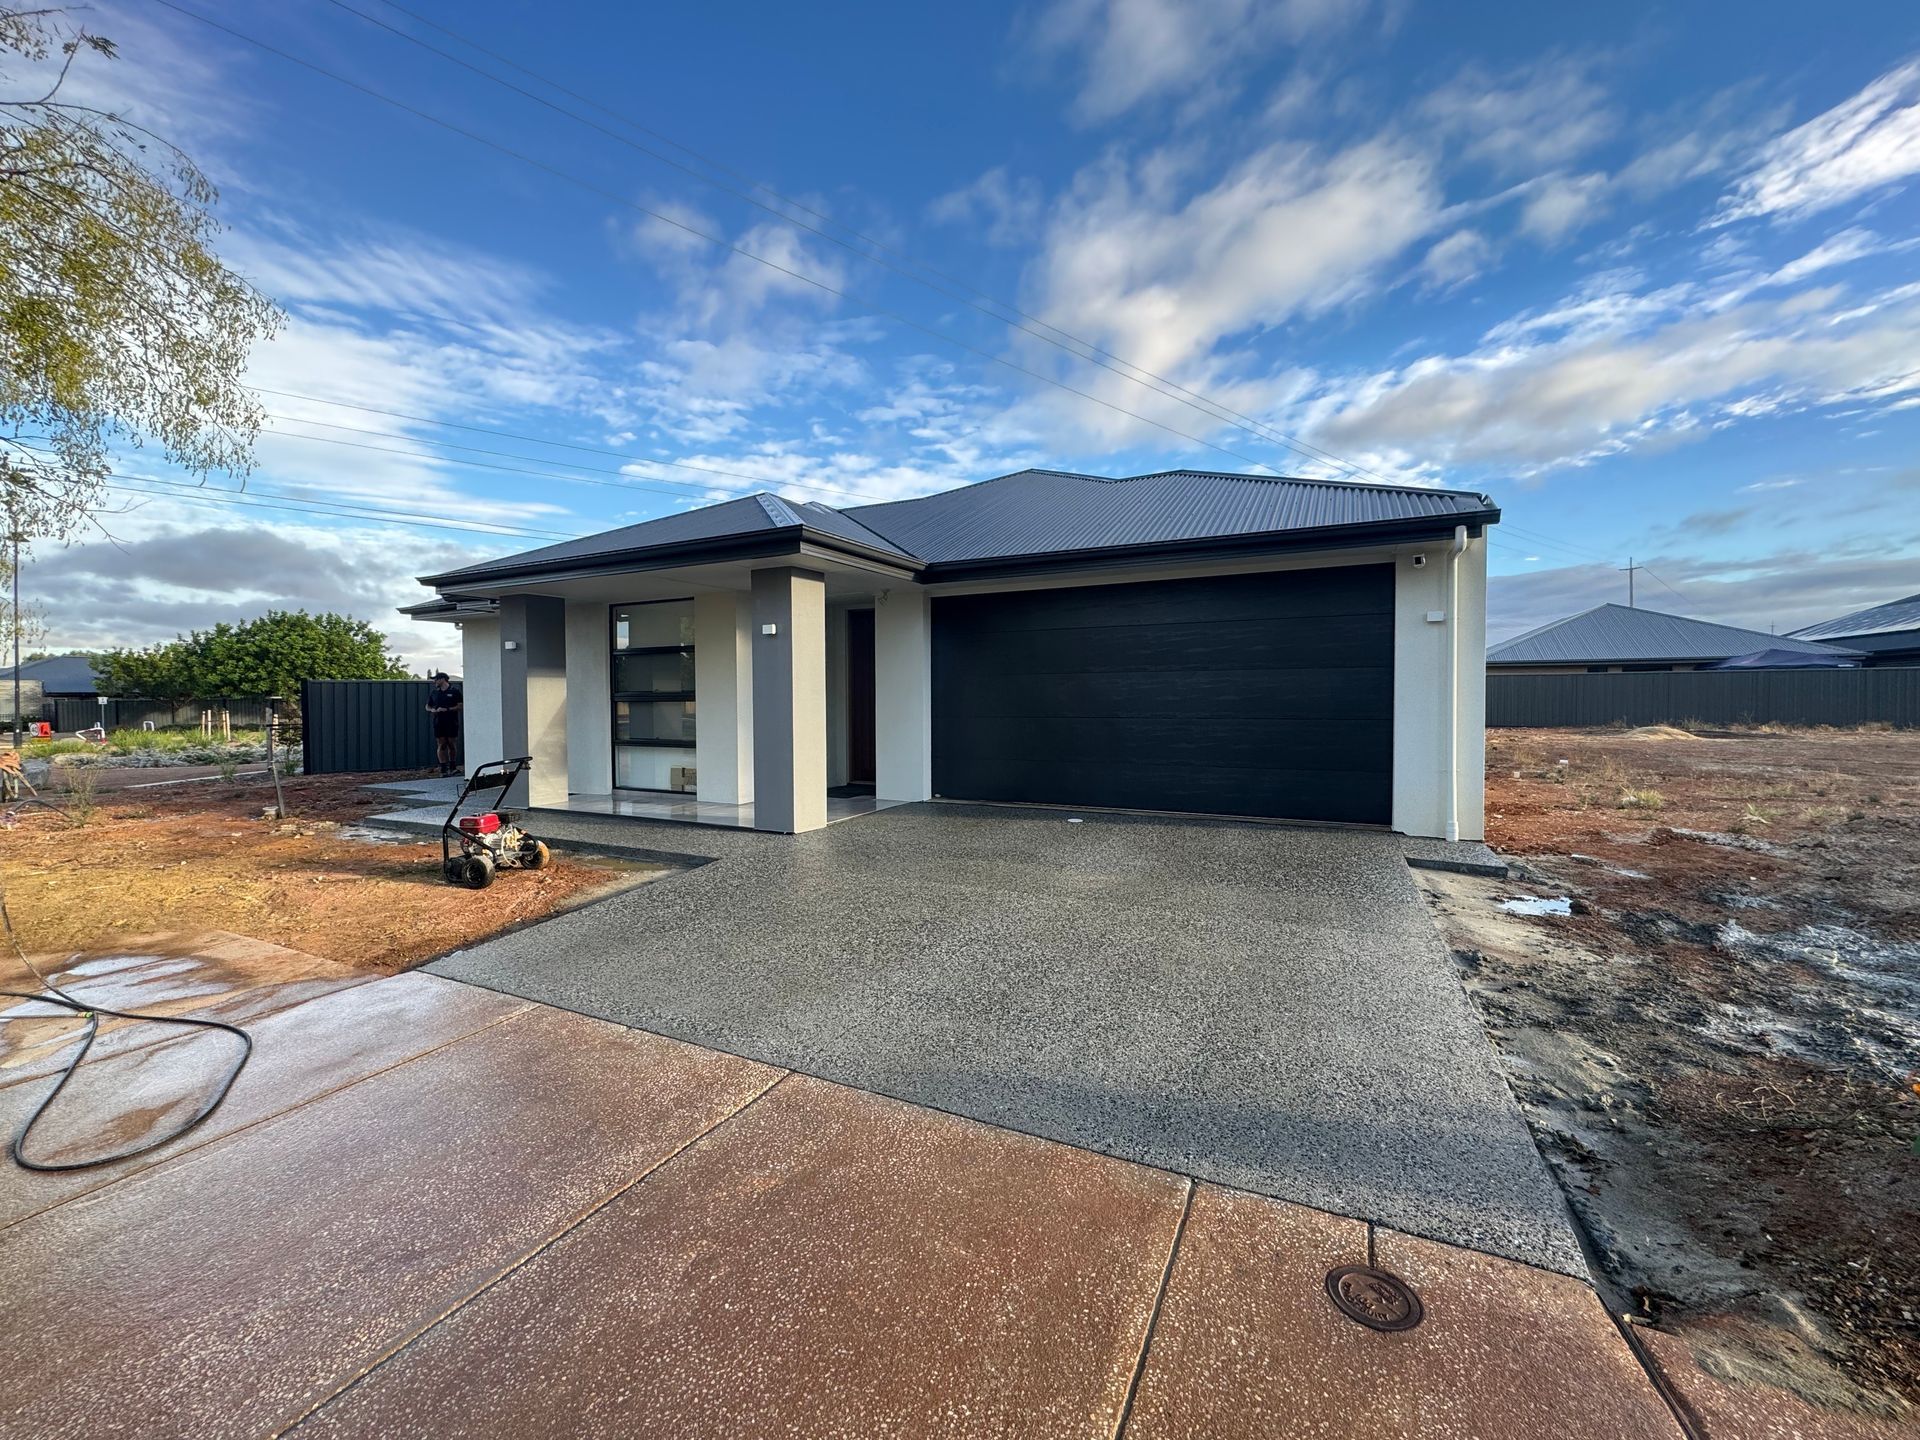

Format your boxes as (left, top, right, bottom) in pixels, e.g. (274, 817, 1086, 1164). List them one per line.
(301, 678, 443, 773)
(1487, 668, 1920, 729)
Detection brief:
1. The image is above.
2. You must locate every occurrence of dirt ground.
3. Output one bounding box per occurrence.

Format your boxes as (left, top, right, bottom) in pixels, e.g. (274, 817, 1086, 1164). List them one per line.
(1417, 726, 1920, 1426)
(0, 769, 662, 972)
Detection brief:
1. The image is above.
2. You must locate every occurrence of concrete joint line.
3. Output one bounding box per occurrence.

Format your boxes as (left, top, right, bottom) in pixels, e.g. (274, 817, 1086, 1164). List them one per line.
(273, 1067, 792, 1437)
(1111, 1177, 1195, 1440)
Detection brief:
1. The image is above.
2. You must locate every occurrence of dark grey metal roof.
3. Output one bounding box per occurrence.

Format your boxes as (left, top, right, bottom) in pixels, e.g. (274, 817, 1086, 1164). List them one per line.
(421, 468, 1497, 590)
(1489, 604, 1863, 666)
(1, 654, 100, 693)
(842, 468, 1496, 565)
(423, 492, 917, 587)
(1789, 590, 1920, 642)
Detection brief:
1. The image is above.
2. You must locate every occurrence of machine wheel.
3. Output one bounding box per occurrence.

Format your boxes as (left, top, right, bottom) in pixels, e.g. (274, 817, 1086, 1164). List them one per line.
(443, 857, 465, 885)
(523, 840, 551, 870)
(460, 853, 496, 889)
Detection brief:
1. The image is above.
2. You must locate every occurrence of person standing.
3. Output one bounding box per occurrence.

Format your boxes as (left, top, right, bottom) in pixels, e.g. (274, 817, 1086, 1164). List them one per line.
(425, 671, 463, 776)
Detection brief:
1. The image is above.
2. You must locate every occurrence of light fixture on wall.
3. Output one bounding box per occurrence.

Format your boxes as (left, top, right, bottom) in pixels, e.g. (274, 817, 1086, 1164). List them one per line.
(761, 623, 778, 636)
(503, 640, 520, 650)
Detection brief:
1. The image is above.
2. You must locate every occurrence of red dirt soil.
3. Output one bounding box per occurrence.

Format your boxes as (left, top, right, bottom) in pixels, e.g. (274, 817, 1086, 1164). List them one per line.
(1, 769, 659, 972)
(1421, 726, 1920, 1429)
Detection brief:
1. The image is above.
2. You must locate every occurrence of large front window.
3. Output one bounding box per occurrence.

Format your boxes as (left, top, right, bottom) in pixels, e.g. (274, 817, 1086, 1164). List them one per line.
(611, 600, 695, 791)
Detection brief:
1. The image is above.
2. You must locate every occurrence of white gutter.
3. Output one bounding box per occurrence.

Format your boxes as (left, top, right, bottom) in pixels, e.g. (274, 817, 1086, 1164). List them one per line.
(1445, 524, 1467, 843)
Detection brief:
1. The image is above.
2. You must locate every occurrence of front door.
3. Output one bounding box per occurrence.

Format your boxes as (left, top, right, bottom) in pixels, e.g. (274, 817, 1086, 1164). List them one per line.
(848, 607, 876, 785)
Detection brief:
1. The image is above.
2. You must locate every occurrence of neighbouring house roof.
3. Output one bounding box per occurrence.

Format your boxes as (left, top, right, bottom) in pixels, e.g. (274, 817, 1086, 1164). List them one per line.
(0, 654, 100, 694)
(1789, 591, 1920, 643)
(1487, 604, 1863, 667)
(421, 469, 1500, 590)
(1704, 647, 1862, 670)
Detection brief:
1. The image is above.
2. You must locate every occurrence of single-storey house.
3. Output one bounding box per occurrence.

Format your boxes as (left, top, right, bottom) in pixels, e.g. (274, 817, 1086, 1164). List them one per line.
(1788, 591, 1920, 666)
(406, 468, 1497, 840)
(1, 653, 101, 723)
(1487, 603, 1861, 674)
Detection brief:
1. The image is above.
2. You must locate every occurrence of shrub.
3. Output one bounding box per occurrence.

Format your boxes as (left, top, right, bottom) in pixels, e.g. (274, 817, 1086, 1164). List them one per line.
(61, 767, 99, 828)
(1616, 788, 1665, 811)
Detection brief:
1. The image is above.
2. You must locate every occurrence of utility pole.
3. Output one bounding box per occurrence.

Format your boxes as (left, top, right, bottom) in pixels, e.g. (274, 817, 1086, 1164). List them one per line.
(4, 481, 19, 754)
(1620, 555, 1642, 608)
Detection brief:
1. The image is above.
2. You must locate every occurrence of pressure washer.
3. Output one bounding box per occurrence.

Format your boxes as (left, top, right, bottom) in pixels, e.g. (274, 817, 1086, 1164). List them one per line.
(441, 756, 551, 888)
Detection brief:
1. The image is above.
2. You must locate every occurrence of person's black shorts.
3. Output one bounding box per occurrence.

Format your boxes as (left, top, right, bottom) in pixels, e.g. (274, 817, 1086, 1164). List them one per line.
(432, 713, 461, 740)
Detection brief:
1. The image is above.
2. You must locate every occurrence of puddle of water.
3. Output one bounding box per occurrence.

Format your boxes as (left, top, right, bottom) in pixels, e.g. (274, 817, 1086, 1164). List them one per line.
(335, 824, 411, 845)
(1501, 895, 1572, 916)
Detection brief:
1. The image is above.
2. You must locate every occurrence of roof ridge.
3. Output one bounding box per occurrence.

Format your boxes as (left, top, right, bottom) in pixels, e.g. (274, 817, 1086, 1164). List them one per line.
(1105, 467, 1496, 504)
(1487, 604, 1607, 654)
(755, 493, 804, 527)
(793, 499, 922, 558)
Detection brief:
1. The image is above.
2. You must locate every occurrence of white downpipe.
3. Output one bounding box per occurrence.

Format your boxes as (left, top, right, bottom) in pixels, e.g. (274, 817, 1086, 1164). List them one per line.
(1445, 524, 1467, 843)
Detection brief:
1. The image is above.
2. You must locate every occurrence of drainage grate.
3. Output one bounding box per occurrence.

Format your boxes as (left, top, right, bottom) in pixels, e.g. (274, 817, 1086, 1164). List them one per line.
(1325, 1265, 1424, 1332)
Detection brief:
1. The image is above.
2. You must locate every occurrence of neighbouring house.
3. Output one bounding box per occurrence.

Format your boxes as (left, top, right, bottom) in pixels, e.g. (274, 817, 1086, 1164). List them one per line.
(1, 653, 102, 723)
(405, 468, 1498, 839)
(1487, 603, 1862, 674)
(1788, 591, 1920, 666)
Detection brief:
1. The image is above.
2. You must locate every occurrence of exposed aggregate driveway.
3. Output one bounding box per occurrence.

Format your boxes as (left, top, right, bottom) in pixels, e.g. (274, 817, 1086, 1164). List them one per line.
(428, 801, 1583, 1274)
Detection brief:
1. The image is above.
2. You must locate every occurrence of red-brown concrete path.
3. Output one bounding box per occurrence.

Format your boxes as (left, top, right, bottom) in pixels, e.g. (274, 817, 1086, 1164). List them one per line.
(0, 944, 1875, 1438)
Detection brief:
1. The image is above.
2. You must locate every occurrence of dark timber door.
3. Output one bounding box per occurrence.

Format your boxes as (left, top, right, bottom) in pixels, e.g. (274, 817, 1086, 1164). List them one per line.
(932, 566, 1394, 824)
(847, 607, 877, 785)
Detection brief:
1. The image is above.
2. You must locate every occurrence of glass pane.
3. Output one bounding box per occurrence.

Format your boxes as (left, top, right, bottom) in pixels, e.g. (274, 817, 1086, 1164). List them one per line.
(615, 746, 695, 791)
(614, 700, 695, 744)
(612, 651, 694, 695)
(613, 600, 694, 651)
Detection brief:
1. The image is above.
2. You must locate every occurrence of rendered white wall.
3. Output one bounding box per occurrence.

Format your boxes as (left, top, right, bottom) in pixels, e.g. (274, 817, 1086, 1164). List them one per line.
(693, 590, 754, 805)
(1390, 536, 1486, 842)
(564, 600, 612, 796)
(750, 568, 827, 833)
(459, 618, 502, 769)
(874, 587, 932, 803)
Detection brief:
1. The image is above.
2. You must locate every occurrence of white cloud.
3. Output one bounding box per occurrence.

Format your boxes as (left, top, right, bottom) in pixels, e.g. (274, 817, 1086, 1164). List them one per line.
(1716, 58, 1920, 223)
(1518, 172, 1610, 243)
(24, 520, 490, 672)
(929, 167, 1046, 247)
(1422, 59, 1616, 177)
(1305, 280, 1920, 470)
(1024, 0, 1376, 124)
(1016, 137, 1443, 445)
(1756, 227, 1890, 287)
(1419, 230, 1495, 291)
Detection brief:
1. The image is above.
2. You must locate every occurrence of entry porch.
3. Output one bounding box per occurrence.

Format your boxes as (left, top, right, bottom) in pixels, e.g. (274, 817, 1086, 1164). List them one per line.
(432, 555, 931, 834)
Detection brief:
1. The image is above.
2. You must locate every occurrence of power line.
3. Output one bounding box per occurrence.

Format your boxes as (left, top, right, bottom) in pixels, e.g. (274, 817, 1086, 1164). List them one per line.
(251, 387, 895, 503)
(150, 0, 1310, 480)
(107, 475, 580, 540)
(257, 418, 817, 506)
(1493, 521, 1616, 566)
(325, 0, 1408, 486)
(1641, 568, 1693, 606)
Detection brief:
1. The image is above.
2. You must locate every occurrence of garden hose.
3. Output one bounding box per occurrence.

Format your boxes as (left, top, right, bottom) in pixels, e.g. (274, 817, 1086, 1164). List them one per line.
(0, 892, 253, 1172)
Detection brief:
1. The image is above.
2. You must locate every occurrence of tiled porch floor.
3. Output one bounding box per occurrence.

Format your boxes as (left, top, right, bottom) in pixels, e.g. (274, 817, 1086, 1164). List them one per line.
(545, 791, 902, 828)
(358, 776, 901, 832)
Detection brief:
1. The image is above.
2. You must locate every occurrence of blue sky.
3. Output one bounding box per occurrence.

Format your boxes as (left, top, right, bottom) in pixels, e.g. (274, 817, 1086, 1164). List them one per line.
(23, 0, 1920, 669)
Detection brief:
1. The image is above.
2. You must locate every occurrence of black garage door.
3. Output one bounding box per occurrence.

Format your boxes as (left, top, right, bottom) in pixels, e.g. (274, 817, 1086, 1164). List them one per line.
(932, 565, 1394, 824)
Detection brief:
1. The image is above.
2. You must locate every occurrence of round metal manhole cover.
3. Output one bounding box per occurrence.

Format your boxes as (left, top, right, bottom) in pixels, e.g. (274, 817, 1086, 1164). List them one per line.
(1325, 1265, 1424, 1332)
